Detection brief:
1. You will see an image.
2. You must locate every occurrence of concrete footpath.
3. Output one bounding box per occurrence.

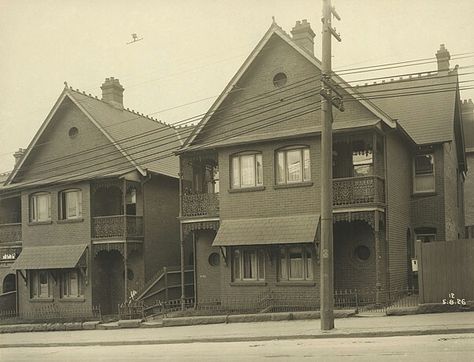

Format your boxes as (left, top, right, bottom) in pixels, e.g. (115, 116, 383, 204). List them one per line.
(0, 311, 473, 348)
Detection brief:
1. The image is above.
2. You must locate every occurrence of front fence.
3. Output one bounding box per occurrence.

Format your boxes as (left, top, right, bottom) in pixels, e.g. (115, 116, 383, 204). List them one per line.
(0, 305, 101, 323)
(127, 287, 418, 318)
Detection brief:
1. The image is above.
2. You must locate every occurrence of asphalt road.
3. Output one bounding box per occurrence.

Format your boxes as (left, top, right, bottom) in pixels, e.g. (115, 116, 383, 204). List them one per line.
(1, 333, 473, 361)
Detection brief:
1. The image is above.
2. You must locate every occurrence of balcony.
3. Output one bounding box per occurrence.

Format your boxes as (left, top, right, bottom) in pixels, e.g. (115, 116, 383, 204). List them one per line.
(0, 223, 22, 243)
(91, 215, 143, 239)
(333, 176, 385, 208)
(182, 193, 220, 218)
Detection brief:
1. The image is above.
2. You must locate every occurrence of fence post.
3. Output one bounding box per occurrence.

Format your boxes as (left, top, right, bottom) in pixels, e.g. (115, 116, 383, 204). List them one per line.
(355, 289, 359, 314)
(415, 241, 424, 304)
(164, 267, 168, 302)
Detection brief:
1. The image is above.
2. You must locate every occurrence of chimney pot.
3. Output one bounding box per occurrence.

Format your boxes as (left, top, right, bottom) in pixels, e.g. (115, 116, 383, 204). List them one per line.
(13, 148, 26, 166)
(436, 44, 450, 74)
(291, 19, 315, 55)
(101, 77, 124, 109)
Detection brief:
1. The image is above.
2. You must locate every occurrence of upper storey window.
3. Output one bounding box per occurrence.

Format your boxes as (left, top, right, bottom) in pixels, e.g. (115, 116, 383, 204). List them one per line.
(276, 146, 311, 184)
(414, 154, 435, 193)
(231, 152, 263, 189)
(29, 192, 51, 222)
(59, 189, 82, 220)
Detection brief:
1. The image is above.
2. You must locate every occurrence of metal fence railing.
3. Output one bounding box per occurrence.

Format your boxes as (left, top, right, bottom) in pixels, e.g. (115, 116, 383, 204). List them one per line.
(0, 305, 101, 324)
(125, 287, 419, 319)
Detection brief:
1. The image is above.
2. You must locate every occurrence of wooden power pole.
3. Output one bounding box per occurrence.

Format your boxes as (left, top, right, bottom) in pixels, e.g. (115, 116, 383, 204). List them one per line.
(320, 0, 342, 331)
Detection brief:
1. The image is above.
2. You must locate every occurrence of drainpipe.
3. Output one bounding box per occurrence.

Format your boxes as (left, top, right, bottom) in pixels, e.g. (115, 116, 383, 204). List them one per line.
(123, 178, 128, 303)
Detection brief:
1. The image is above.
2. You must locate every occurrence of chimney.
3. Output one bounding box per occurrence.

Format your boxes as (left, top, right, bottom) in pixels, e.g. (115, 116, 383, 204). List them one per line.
(13, 148, 26, 166)
(461, 99, 474, 120)
(101, 77, 124, 109)
(436, 44, 451, 74)
(291, 19, 315, 55)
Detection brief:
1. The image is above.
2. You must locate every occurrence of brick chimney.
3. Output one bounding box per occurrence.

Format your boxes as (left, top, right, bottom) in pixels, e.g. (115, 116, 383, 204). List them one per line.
(291, 19, 315, 55)
(436, 44, 451, 74)
(101, 77, 124, 109)
(462, 99, 474, 120)
(13, 148, 26, 166)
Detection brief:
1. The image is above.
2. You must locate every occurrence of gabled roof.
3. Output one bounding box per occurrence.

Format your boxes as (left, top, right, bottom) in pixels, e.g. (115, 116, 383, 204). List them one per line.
(355, 71, 459, 145)
(6, 85, 181, 186)
(180, 22, 396, 152)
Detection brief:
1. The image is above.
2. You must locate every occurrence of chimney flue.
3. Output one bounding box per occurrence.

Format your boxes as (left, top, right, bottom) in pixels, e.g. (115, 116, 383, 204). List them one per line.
(13, 148, 26, 166)
(101, 77, 124, 109)
(436, 44, 451, 74)
(291, 19, 315, 55)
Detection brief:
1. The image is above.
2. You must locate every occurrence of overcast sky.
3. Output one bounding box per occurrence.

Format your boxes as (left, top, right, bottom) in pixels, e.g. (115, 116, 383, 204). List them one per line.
(1, 0, 473, 173)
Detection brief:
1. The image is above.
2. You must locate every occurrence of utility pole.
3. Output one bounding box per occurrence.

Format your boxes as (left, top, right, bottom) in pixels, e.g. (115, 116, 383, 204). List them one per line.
(320, 0, 342, 331)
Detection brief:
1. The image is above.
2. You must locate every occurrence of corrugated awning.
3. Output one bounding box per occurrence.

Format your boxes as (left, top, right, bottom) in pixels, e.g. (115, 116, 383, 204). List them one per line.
(212, 214, 320, 247)
(12, 244, 88, 270)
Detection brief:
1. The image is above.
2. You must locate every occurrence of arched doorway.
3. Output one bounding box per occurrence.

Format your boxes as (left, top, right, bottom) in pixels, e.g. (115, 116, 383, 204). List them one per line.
(2, 274, 16, 293)
(93, 250, 124, 315)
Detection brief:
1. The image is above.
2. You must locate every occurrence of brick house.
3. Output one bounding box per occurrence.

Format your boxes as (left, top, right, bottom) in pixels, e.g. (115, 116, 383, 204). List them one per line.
(462, 99, 474, 237)
(177, 20, 466, 308)
(0, 78, 182, 316)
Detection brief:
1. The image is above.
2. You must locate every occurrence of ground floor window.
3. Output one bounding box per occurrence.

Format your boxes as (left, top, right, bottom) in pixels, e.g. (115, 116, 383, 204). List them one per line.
(61, 269, 84, 298)
(232, 248, 265, 281)
(279, 246, 313, 281)
(30, 270, 51, 299)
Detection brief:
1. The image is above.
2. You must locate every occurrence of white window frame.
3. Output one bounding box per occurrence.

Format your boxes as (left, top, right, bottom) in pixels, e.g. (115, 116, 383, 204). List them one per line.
(231, 152, 263, 189)
(276, 146, 311, 185)
(29, 192, 51, 222)
(59, 189, 82, 220)
(30, 270, 51, 299)
(413, 153, 435, 193)
(232, 248, 265, 282)
(61, 269, 84, 299)
(279, 246, 313, 281)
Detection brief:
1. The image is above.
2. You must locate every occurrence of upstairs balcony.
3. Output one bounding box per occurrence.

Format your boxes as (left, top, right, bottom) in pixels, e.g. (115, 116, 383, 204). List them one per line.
(0, 223, 22, 243)
(182, 193, 220, 218)
(333, 176, 385, 208)
(91, 179, 143, 240)
(91, 215, 143, 239)
(0, 195, 22, 244)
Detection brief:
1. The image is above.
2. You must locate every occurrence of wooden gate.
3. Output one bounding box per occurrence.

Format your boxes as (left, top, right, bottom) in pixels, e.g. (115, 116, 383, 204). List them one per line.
(416, 239, 474, 303)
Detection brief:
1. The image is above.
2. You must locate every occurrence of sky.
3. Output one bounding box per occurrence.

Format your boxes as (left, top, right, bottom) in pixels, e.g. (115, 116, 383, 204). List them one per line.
(1, 0, 473, 173)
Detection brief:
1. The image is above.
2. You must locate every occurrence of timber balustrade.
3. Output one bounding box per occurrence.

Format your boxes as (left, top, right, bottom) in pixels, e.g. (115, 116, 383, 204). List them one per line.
(0, 223, 22, 243)
(91, 215, 143, 239)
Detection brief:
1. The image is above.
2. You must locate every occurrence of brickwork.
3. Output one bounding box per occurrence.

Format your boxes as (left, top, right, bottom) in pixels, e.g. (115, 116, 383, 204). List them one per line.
(465, 153, 474, 228)
(194, 230, 221, 301)
(385, 132, 412, 290)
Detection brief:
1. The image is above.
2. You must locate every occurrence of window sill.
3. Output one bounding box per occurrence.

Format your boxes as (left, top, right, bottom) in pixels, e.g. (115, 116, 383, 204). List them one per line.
(57, 218, 84, 224)
(60, 297, 85, 302)
(274, 181, 313, 190)
(230, 281, 267, 286)
(29, 297, 54, 302)
(228, 186, 265, 193)
(276, 281, 316, 286)
(28, 220, 52, 226)
(412, 191, 436, 197)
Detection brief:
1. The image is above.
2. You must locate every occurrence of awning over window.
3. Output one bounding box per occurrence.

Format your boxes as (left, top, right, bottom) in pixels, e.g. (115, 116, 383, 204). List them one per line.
(212, 214, 320, 247)
(11, 244, 88, 270)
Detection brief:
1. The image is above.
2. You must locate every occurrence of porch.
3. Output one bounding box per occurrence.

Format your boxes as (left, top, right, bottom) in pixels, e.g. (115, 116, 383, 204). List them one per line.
(0, 195, 22, 243)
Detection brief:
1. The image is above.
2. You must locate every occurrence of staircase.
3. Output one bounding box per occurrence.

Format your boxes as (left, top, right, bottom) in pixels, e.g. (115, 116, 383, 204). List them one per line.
(135, 265, 194, 316)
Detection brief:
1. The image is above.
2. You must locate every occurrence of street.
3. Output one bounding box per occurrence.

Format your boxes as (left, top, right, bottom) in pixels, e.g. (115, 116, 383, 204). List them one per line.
(1, 333, 473, 361)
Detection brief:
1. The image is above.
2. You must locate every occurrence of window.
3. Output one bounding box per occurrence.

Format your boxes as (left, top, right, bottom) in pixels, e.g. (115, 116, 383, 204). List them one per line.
(414, 154, 435, 193)
(354, 245, 371, 261)
(231, 152, 263, 189)
(232, 248, 265, 281)
(29, 193, 51, 222)
(68, 127, 79, 138)
(59, 189, 82, 220)
(273, 73, 288, 87)
(276, 147, 311, 184)
(61, 270, 84, 298)
(279, 246, 313, 281)
(30, 270, 51, 299)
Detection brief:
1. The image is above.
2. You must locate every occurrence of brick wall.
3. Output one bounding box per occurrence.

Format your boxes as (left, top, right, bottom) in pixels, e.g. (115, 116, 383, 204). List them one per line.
(194, 230, 221, 301)
(143, 174, 181, 280)
(465, 153, 474, 227)
(386, 131, 412, 290)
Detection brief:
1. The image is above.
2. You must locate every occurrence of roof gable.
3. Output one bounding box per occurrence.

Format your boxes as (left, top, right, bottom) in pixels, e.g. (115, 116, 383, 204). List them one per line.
(181, 22, 395, 151)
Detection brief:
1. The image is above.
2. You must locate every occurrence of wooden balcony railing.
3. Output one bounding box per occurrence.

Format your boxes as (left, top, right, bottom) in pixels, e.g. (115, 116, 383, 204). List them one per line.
(182, 193, 220, 218)
(0, 223, 22, 243)
(333, 176, 385, 207)
(91, 215, 143, 239)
